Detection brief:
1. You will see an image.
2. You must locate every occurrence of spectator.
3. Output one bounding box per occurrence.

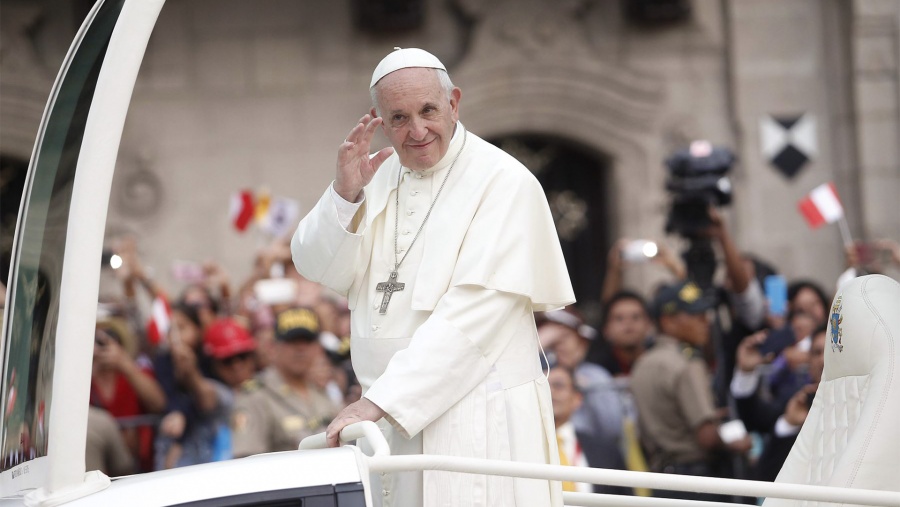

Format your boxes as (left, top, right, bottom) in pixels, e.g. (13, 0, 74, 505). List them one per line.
(85, 406, 135, 477)
(586, 291, 653, 376)
(700, 209, 769, 407)
(631, 280, 751, 501)
(538, 308, 627, 494)
(203, 318, 258, 391)
(731, 313, 814, 432)
(731, 325, 827, 481)
(787, 280, 829, 327)
(703, 209, 767, 332)
(181, 283, 222, 331)
(231, 307, 339, 457)
(90, 316, 166, 472)
(154, 302, 233, 469)
(548, 365, 591, 494)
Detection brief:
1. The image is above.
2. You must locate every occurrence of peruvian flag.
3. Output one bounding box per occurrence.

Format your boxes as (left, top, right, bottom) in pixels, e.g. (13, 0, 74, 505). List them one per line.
(230, 190, 255, 232)
(146, 295, 171, 345)
(798, 182, 844, 229)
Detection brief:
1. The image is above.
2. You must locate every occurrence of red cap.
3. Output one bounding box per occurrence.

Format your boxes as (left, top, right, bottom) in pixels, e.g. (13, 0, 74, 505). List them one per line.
(203, 318, 256, 359)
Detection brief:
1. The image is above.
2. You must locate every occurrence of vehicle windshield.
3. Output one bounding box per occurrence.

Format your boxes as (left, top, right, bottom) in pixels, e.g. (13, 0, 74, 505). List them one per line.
(1, 0, 126, 473)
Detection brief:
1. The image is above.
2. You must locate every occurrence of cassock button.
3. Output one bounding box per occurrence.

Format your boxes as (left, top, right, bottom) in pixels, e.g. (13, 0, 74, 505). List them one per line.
(402, 230, 410, 235)
(410, 190, 418, 196)
(383, 490, 389, 496)
(372, 325, 379, 332)
(415, 173, 423, 179)
(406, 210, 414, 216)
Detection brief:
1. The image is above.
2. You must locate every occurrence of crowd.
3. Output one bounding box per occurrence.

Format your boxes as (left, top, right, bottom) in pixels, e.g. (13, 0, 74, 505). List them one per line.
(84, 215, 900, 501)
(86, 236, 355, 475)
(539, 212, 900, 502)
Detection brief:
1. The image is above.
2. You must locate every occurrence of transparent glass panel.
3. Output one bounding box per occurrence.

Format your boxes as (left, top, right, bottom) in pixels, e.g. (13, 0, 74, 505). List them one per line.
(1, 0, 125, 472)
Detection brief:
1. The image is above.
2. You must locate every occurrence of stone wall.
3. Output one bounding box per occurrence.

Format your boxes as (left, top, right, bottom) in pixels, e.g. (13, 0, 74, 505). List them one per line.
(2, 0, 898, 302)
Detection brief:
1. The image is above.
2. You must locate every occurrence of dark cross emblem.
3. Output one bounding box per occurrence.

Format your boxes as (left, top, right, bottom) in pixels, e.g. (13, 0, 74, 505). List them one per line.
(375, 270, 405, 314)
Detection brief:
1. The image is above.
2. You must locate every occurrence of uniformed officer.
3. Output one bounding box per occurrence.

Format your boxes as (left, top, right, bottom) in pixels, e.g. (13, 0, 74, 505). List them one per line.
(630, 280, 751, 501)
(231, 307, 339, 457)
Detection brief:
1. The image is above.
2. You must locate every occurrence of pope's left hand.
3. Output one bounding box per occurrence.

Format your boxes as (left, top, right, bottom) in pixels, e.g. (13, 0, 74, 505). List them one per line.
(326, 397, 386, 448)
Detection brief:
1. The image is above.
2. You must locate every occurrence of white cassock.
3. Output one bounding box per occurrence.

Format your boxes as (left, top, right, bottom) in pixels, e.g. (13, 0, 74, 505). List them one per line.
(292, 122, 575, 507)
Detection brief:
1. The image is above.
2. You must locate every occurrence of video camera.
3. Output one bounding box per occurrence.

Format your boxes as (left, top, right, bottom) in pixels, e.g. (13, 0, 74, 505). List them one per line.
(664, 141, 735, 238)
(663, 141, 736, 290)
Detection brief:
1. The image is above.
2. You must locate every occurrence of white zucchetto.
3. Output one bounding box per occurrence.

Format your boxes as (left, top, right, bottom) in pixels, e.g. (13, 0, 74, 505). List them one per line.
(370, 47, 447, 88)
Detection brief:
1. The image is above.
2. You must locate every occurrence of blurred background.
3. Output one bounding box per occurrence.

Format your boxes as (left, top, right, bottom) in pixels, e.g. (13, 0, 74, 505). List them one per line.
(1, 0, 899, 320)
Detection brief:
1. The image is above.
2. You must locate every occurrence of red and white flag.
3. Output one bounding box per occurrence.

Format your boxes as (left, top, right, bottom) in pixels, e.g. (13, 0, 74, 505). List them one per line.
(798, 182, 844, 229)
(146, 295, 171, 346)
(230, 190, 255, 232)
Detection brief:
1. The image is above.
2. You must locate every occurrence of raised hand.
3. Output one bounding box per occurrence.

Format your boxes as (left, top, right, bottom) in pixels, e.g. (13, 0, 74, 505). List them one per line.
(736, 331, 771, 372)
(607, 238, 629, 271)
(784, 384, 816, 426)
(94, 332, 129, 372)
(171, 341, 199, 385)
(334, 114, 394, 203)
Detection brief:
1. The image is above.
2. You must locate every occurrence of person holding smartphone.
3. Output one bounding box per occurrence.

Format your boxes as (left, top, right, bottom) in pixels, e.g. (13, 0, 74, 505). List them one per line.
(600, 238, 686, 306)
(730, 326, 827, 481)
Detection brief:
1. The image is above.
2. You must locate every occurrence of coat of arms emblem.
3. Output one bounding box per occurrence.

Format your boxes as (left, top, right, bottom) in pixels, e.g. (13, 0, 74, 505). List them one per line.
(830, 296, 844, 353)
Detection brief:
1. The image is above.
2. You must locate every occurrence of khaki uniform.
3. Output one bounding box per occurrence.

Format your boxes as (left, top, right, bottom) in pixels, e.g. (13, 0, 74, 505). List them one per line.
(85, 407, 134, 476)
(231, 367, 339, 457)
(630, 336, 717, 471)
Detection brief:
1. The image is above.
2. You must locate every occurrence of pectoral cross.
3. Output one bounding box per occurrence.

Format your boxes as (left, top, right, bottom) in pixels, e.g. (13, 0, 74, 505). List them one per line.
(375, 270, 405, 314)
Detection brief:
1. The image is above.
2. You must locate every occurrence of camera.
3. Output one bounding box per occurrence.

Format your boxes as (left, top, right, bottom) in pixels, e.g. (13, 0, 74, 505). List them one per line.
(664, 141, 735, 238)
(663, 141, 735, 290)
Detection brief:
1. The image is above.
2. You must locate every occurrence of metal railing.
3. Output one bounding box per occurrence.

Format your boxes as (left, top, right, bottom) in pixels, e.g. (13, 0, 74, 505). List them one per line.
(300, 421, 900, 507)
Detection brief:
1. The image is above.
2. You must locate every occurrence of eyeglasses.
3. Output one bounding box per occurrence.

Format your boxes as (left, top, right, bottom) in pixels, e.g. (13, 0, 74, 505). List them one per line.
(220, 352, 254, 367)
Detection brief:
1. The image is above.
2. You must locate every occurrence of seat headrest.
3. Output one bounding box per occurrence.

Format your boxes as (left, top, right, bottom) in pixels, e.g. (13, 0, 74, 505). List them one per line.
(823, 274, 900, 382)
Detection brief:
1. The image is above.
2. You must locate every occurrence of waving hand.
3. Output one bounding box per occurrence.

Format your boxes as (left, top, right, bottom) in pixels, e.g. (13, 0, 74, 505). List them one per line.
(333, 114, 394, 203)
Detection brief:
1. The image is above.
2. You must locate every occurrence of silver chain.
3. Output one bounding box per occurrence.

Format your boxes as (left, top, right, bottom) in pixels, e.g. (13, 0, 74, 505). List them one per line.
(393, 129, 468, 272)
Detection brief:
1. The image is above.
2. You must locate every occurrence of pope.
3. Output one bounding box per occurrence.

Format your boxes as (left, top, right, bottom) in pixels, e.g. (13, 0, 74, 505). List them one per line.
(291, 47, 575, 507)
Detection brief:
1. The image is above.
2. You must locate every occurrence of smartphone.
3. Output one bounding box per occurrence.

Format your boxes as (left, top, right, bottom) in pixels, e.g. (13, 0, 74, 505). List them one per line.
(758, 326, 796, 357)
(254, 278, 299, 306)
(621, 240, 658, 263)
(764, 274, 788, 318)
(718, 419, 748, 444)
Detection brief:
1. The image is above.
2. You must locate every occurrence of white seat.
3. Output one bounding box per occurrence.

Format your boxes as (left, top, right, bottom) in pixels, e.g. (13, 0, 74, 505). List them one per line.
(764, 274, 900, 506)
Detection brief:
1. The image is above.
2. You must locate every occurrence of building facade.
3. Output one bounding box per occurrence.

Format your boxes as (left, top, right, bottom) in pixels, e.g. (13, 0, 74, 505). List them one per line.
(2, 0, 898, 319)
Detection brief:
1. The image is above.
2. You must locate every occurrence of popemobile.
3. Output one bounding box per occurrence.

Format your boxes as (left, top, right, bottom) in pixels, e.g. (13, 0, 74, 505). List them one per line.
(1, 1, 900, 506)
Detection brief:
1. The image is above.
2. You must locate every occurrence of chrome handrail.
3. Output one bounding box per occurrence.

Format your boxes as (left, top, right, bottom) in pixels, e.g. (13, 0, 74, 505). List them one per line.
(301, 422, 900, 507)
(298, 420, 390, 457)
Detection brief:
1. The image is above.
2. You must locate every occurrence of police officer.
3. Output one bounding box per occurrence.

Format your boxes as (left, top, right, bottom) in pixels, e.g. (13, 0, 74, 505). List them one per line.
(630, 280, 751, 501)
(231, 307, 339, 457)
